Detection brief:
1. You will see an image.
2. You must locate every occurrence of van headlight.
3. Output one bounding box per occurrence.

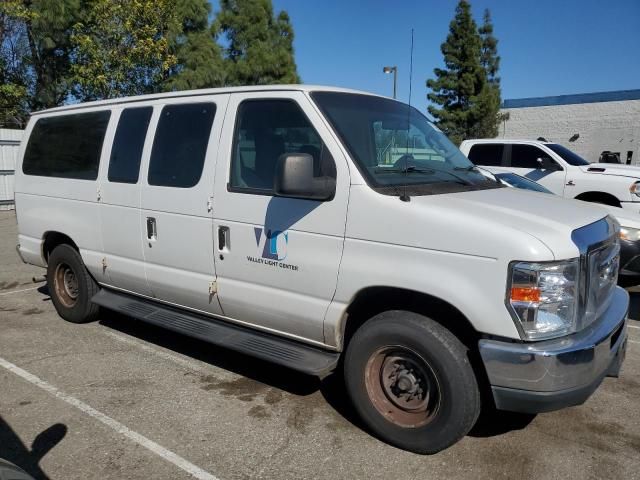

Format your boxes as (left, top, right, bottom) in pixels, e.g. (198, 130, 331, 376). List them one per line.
(507, 259, 579, 340)
(620, 226, 640, 242)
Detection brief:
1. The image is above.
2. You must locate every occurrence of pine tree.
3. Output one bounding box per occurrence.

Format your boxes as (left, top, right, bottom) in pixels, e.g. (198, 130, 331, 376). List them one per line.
(164, 0, 226, 91)
(472, 8, 502, 138)
(215, 0, 300, 86)
(426, 0, 486, 145)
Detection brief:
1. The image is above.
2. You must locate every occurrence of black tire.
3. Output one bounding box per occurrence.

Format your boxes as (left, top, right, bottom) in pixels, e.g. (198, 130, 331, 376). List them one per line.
(46, 244, 100, 324)
(344, 311, 480, 454)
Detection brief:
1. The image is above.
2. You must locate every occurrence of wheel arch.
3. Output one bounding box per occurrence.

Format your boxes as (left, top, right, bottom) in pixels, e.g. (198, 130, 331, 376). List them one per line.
(340, 286, 480, 352)
(42, 231, 79, 264)
(574, 191, 622, 207)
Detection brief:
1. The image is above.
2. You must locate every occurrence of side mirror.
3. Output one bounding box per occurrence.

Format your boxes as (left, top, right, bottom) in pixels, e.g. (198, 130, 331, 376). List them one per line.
(274, 153, 336, 201)
(536, 157, 561, 171)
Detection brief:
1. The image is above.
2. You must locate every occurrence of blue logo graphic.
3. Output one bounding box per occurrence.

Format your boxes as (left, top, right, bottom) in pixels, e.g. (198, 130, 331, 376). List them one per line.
(254, 228, 288, 261)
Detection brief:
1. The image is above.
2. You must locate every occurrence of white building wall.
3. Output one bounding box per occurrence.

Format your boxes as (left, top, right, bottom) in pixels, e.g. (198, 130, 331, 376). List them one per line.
(500, 99, 640, 164)
(0, 128, 23, 211)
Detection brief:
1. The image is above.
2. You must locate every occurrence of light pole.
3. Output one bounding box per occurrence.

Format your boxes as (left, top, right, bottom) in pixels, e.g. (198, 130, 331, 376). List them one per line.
(383, 66, 397, 99)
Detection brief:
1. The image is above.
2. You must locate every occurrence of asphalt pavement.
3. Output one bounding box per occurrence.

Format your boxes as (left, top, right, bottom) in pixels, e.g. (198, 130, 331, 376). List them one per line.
(1, 210, 639, 480)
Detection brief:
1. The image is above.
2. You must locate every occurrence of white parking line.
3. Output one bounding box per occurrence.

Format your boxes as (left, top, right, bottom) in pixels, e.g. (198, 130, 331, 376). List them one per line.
(0, 286, 39, 296)
(629, 340, 640, 345)
(628, 325, 640, 330)
(0, 356, 220, 480)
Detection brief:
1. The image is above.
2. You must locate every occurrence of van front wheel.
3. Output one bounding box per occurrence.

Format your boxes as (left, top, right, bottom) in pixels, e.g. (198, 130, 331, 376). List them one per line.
(344, 311, 480, 454)
(47, 244, 100, 324)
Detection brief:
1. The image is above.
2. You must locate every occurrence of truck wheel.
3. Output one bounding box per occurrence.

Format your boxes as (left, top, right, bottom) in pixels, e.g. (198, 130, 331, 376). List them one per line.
(344, 311, 480, 454)
(47, 244, 100, 324)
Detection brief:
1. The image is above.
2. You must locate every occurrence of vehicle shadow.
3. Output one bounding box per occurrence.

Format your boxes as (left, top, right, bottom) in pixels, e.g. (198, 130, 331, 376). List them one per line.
(468, 408, 536, 437)
(0, 417, 67, 480)
(627, 288, 640, 321)
(98, 311, 320, 397)
(99, 311, 370, 432)
(98, 310, 530, 439)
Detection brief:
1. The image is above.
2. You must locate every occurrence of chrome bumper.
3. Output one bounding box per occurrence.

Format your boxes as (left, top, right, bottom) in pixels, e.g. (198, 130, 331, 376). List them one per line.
(479, 286, 628, 413)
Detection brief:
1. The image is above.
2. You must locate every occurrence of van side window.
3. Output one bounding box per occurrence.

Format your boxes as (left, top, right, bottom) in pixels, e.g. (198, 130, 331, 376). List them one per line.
(148, 103, 216, 188)
(511, 144, 552, 169)
(229, 99, 335, 193)
(467, 143, 504, 166)
(108, 107, 153, 184)
(23, 111, 111, 180)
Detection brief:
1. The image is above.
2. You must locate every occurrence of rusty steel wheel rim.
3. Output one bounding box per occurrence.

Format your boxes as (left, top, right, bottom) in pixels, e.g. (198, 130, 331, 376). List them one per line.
(364, 346, 441, 428)
(54, 262, 79, 308)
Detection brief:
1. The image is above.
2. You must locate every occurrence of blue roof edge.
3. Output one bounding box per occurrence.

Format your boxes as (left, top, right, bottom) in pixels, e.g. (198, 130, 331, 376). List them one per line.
(502, 89, 640, 108)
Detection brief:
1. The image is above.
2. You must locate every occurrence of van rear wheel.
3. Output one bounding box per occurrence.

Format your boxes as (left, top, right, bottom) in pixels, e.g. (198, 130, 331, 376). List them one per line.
(47, 244, 100, 324)
(344, 311, 480, 454)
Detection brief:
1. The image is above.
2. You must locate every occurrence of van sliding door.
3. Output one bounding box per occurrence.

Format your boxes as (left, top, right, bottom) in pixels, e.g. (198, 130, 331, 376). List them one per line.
(139, 95, 229, 316)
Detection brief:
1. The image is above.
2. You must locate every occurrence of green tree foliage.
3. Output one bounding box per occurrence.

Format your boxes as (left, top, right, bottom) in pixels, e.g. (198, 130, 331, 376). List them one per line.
(427, 1, 502, 144)
(216, 0, 300, 86)
(71, 0, 177, 101)
(471, 8, 503, 138)
(0, 0, 300, 120)
(164, 0, 225, 91)
(0, 2, 30, 127)
(0, 0, 80, 125)
(27, 0, 81, 109)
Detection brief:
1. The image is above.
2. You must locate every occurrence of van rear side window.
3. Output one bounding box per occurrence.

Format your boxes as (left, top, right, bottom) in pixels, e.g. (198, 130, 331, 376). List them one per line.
(148, 103, 216, 188)
(23, 111, 111, 180)
(108, 107, 153, 184)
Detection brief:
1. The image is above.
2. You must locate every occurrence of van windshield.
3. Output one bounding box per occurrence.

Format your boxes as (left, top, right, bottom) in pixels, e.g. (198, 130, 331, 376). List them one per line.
(311, 92, 499, 194)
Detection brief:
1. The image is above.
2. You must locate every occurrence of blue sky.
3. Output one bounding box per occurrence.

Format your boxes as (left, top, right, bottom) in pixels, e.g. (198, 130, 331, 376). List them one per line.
(212, 0, 640, 111)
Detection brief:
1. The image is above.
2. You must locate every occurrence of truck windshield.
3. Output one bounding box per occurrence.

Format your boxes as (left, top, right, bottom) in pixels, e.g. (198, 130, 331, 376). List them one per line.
(495, 172, 553, 194)
(546, 144, 591, 166)
(311, 92, 499, 192)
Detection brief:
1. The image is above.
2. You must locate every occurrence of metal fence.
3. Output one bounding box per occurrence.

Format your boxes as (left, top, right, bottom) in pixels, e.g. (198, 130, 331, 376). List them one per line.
(0, 128, 23, 211)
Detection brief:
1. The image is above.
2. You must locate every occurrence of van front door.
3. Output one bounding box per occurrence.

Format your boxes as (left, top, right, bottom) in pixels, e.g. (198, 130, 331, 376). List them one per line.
(212, 92, 349, 344)
(140, 95, 229, 315)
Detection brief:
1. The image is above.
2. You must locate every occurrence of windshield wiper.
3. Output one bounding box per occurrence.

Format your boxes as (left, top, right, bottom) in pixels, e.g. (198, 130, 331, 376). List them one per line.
(374, 166, 434, 174)
(454, 165, 477, 172)
(374, 166, 473, 186)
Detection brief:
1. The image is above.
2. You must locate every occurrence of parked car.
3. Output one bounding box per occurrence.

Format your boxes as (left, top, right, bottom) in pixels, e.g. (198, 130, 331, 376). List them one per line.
(14, 86, 628, 454)
(460, 139, 640, 211)
(482, 167, 640, 287)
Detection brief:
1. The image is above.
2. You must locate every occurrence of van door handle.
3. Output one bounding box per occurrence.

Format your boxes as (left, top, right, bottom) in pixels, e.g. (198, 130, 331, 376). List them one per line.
(146, 217, 157, 240)
(218, 226, 229, 251)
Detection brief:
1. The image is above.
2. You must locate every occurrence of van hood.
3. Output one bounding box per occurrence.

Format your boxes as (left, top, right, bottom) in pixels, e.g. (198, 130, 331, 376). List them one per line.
(579, 163, 640, 179)
(347, 185, 610, 262)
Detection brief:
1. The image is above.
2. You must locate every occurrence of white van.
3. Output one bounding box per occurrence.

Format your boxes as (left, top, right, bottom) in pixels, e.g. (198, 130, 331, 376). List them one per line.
(14, 86, 628, 454)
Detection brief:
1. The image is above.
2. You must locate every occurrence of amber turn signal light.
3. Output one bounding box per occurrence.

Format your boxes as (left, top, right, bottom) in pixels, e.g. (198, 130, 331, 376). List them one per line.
(510, 286, 541, 303)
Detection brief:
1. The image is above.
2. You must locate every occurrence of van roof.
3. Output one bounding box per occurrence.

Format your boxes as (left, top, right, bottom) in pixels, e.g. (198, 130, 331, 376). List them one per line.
(33, 85, 388, 116)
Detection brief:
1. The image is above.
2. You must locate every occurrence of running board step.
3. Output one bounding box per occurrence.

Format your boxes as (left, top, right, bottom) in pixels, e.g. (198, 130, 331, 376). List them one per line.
(91, 289, 339, 377)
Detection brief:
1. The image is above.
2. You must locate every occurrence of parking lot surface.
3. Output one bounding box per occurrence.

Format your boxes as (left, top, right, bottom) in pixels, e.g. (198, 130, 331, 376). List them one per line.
(1, 210, 640, 479)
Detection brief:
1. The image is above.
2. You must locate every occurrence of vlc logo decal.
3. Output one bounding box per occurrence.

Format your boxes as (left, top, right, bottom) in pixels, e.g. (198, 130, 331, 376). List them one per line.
(254, 228, 288, 261)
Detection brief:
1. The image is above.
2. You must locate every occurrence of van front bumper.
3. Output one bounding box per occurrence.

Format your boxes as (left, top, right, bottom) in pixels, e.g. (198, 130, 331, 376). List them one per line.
(479, 286, 628, 413)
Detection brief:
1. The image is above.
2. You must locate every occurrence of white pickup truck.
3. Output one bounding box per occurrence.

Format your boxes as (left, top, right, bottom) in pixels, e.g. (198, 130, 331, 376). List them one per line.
(14, 86, 628, 454)
(460, 139, 640, 211)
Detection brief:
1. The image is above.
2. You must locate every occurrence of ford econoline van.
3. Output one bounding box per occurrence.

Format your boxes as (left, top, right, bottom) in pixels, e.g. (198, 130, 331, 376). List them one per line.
(14, 86, 628, 453)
